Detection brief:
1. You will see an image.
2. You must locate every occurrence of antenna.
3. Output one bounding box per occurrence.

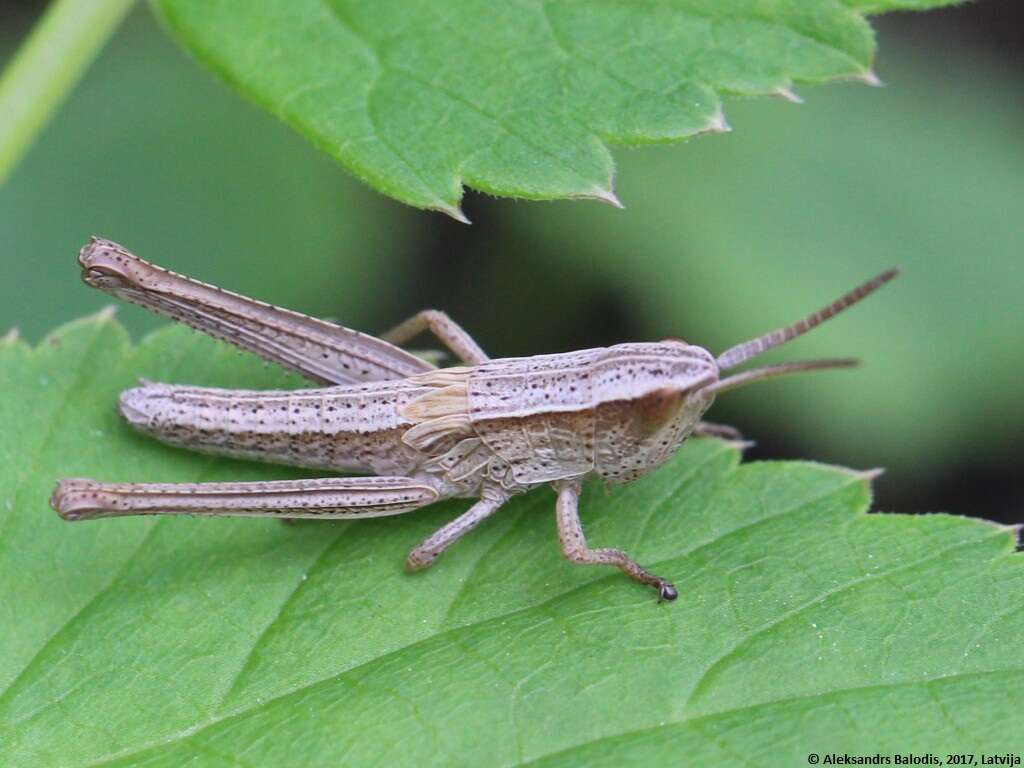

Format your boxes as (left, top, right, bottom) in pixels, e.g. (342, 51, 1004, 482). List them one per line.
(716, 269, 899, 370)
(703, 358, 859, 396)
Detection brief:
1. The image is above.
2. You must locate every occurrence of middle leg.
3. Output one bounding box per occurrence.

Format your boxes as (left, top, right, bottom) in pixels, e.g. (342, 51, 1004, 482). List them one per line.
(380, 310, 489, 366)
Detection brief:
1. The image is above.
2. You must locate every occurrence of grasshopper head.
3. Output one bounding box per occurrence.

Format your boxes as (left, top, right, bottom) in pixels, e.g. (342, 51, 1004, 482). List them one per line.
(591, 341, 719, 483)
(590, 261, 898, 482)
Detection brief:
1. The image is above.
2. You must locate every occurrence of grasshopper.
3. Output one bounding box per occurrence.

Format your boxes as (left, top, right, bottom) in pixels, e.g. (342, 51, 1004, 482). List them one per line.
(52, 238, 897, 601)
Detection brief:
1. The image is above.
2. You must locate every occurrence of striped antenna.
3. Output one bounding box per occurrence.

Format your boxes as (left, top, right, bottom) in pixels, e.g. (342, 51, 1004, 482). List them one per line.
(703, 358, 859, 396)
(716, 269, 899, 370)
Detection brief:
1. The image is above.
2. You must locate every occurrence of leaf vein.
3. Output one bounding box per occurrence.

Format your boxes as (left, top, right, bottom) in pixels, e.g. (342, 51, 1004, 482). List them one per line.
(684, 531, 1009, 710)
(512, 669, 1024, 767)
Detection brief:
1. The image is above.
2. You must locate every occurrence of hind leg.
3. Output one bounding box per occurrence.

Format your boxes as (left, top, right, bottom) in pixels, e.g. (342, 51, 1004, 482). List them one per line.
(52, 475, 439, 521)
(79, 238, 433, 385)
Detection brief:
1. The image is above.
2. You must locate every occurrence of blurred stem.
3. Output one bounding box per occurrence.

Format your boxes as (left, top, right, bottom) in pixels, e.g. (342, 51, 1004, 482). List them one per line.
(0, 0, 136, 187)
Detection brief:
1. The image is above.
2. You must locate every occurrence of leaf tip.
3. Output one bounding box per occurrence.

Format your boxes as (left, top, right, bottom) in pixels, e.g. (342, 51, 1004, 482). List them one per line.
(706, 105, 731, 134)
(1, 326, 21, 346)
(725, 438, 756, 453)
(857, 467, 886, 483)
(857, 70, 884, 87)
(435, 203, 472, 225)
(774, 87, 804, 104)
(95, 305, 119, 322)
(590, 187, 625, 210)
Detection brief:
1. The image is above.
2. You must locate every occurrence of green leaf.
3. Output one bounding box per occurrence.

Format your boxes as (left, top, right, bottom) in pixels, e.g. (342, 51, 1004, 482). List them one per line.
(2, 316, 1022, 766)
(0, 8, 420, 343)
(150, 0, 959, 216)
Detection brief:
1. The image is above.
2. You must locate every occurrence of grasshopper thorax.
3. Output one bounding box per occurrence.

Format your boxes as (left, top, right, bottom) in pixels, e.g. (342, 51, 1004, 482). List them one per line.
(403, 341, 719, 487)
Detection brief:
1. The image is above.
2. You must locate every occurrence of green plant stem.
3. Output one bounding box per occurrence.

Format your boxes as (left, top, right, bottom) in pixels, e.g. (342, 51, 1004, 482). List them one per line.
(0, 0, 136, 187)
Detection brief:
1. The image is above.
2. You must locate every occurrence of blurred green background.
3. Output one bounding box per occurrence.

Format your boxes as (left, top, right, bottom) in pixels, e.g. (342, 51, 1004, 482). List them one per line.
(2, 2, 1021, 523)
